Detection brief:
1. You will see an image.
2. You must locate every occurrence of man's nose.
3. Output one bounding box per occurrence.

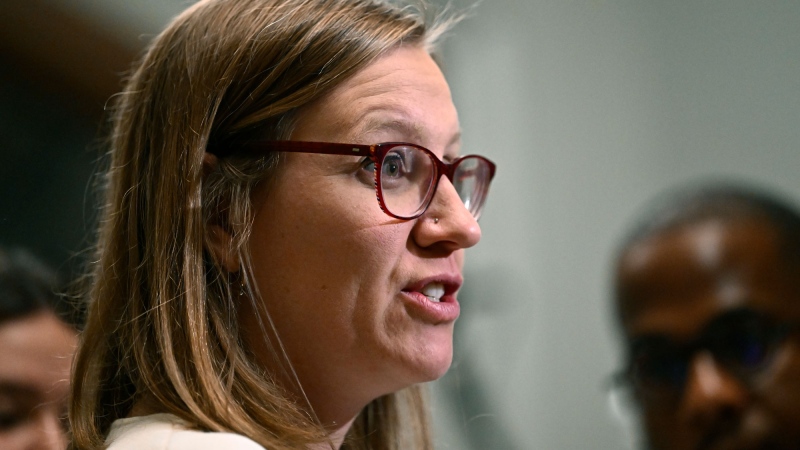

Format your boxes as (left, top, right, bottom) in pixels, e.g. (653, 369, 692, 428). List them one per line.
(679, 351, 749, 430)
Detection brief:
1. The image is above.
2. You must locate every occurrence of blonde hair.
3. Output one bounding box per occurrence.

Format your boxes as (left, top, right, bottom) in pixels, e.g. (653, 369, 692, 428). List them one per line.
(69, 0, 459, 449)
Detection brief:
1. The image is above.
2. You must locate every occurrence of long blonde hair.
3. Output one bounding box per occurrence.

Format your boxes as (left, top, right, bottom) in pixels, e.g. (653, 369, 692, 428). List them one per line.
(69, 1, 459, 448)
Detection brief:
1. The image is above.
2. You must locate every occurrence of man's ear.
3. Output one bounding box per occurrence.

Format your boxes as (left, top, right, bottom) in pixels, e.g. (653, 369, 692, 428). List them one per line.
(204, 152, 241, 273)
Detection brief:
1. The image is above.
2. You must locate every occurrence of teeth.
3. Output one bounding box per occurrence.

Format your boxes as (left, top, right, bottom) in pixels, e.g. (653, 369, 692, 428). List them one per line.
(421, 282, 445, 302)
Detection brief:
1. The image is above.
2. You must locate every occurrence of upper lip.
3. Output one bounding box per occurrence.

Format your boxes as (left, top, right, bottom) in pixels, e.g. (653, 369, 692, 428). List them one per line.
(402, 274, 463, 297)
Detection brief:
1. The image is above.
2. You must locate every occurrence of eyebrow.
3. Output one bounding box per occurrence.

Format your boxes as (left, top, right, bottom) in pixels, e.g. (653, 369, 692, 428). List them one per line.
(0, 382, 40, 399)
(347, 104, 460, 143)
(359, 117, 425, 143)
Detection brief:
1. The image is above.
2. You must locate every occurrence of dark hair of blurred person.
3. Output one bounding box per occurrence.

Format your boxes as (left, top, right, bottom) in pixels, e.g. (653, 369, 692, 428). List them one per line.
(611, 182, 800, 449)
(0, 247, 79, 449)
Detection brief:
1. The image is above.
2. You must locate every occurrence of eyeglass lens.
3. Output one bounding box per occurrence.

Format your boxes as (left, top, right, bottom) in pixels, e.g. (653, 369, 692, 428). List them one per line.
(378, 144, 492, 219)
(380, 145, 436, 219)
(626, 308, 790, 401)
(454, 157, 491, 216)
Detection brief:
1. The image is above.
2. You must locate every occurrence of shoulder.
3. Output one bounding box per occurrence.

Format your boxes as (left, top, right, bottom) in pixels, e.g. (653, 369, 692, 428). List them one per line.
(106, 413, 266, 450)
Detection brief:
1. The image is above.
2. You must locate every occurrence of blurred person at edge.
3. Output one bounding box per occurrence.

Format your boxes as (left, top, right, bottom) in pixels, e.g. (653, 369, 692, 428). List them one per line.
(0, 247, 79, 449)
(68, 1, 496, 449)
(610, 182, 800, 450)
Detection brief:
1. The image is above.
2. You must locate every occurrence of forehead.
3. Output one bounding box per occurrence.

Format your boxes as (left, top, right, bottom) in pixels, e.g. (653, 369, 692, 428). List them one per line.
(616, 219, 800, 339)
(0, 312, 76, 397)
(290, 45, 459, 148)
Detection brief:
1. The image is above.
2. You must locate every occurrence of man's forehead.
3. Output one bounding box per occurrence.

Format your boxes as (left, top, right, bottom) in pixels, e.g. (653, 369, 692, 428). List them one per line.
(616, 219, 800, 338)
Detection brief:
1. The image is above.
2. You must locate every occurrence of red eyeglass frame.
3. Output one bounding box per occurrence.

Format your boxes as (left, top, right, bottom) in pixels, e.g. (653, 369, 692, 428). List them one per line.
(210, 140, 496, 220)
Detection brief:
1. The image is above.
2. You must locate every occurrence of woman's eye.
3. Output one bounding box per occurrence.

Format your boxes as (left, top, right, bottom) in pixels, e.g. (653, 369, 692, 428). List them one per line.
(356, 157, 376, 185)
(381, 154, 407, 178)
(383, 161, 400, 177)
(360, 157, 375, 172)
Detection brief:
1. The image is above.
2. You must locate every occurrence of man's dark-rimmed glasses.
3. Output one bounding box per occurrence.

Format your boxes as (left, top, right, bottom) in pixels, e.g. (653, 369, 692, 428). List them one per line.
(611, 308, 794, 407)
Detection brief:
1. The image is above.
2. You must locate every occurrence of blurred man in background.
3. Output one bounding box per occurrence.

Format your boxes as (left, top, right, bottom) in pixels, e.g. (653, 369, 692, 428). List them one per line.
(611, 183, 800, 449)
(0, 248, 79, 449)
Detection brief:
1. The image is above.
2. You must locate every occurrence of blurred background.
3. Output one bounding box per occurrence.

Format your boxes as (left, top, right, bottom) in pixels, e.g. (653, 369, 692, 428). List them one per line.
(2, 1, 798, 448)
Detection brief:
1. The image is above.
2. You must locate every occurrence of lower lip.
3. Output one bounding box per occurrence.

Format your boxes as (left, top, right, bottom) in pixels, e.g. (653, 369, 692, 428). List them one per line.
(400, 291, 460, 323)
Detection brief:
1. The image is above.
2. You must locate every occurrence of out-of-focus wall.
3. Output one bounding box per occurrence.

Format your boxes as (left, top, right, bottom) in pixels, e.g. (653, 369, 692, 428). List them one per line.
(0, 0, 138, 272)
(432, 1, 800, 449)
(59, 0, 183, 42)
(0, 67, 97, 272)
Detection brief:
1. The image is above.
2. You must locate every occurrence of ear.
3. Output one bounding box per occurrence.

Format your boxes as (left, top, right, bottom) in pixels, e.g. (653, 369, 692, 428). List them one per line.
(203, 152, 241, 273)
(207, 224, 241, 273)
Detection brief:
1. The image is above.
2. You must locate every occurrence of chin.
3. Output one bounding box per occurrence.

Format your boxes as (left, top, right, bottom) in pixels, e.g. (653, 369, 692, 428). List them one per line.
(426, 356, 454, 381)
(405, 338, 455, 383)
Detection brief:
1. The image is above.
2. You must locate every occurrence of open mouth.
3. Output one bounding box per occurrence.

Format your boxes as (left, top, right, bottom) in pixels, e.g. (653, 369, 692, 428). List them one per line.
(402, 276, 461, 304)
(400, 276, 462, 323)
(421, 282, 445, 302)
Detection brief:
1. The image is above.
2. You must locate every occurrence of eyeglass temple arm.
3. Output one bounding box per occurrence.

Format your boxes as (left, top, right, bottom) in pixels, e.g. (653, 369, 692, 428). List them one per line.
(235, 141, 375, 158)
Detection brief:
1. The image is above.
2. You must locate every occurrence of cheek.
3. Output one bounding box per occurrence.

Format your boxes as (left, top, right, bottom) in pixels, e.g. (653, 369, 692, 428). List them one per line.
(0, 429, 29, 446)
(642, 406, 681, 444)
(760, 341, 800, 428)
(250, 190, 411, 313)
(642, 406, 717, 450)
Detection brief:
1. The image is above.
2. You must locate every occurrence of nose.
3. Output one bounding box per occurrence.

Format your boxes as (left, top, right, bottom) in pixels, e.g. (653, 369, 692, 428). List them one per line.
(18, 408, 67, 450)
(413, 177, 482, 251)
(679, 352, 749, 432)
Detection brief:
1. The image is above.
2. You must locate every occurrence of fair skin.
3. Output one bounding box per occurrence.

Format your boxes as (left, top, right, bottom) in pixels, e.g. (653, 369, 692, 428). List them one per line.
(0, 311, 77, 450)
(617, 218, 800, 450)
(232, 44, 481, 447)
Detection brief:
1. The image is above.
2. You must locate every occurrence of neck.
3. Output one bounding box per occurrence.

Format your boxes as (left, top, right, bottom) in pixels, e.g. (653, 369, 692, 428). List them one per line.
(282, 370, 373, 448)
(239, 301, 384, 447)
(307, 418, 356, 450)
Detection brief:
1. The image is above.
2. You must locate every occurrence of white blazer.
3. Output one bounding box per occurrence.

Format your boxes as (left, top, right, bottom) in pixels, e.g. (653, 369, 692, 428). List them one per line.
(106, 413, 266, 450)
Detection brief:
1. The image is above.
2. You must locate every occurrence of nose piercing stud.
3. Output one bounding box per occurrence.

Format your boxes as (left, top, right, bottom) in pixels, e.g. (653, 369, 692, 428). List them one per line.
(433, 217, 439, 224)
